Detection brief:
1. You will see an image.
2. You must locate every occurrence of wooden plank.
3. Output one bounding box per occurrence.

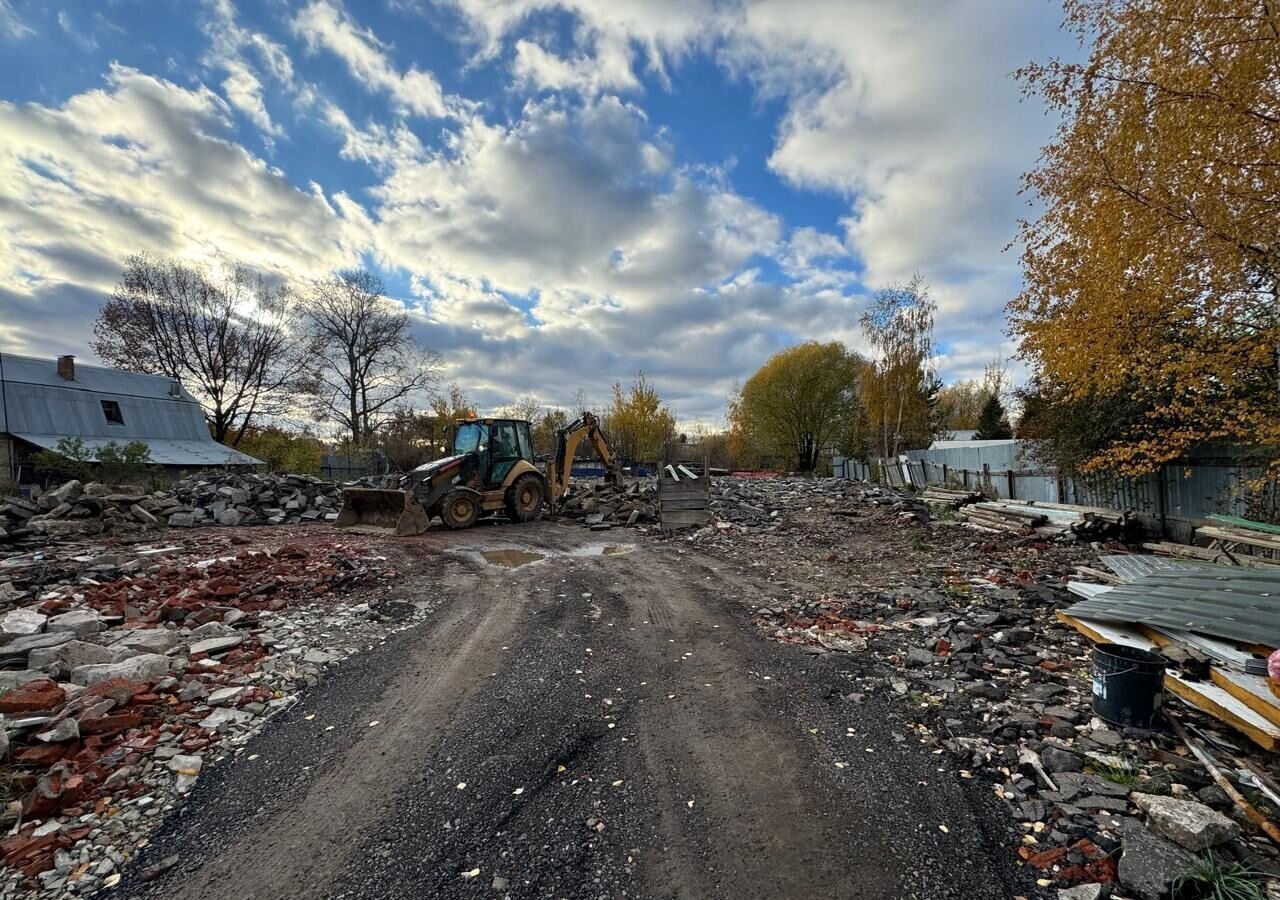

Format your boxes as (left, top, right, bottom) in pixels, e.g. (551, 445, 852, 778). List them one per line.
(1164, 675, 1280, 752)
(1209, 668, 1280, 730)
(1198, 526, 1280, 553)
(658, 498, 710, 511)
(661, 509, 710, 521)
(658, 484, 710, 497)
(660, 512, 710, 530)
(1209, 514, 1280, 536)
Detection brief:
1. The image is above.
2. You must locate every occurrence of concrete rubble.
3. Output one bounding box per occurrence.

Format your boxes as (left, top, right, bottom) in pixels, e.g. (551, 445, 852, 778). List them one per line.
(0, 530, 421, 896)
(681, 474, 1280, 898)
(1, 474, 347, 546)
(559, 475, 927, 533)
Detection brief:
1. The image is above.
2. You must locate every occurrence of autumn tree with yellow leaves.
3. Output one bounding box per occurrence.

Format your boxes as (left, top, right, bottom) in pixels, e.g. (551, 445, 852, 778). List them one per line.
(1011, 0, 1280, 474)
(605, 373, 677, 464)
(730, 342, 863, 472)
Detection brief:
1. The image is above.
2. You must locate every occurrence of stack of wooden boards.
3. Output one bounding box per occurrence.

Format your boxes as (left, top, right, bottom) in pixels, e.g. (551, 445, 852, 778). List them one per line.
(919, 486, 984, 507)
(657, 464, 710, 531)
(1063, 555, 1280, 750)
(953, 498, 1133, 541)
(1141, 514, 1280, 569)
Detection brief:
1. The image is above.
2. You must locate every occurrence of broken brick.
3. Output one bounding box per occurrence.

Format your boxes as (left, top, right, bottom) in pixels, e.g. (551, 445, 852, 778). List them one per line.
(0, 680, 66, 714)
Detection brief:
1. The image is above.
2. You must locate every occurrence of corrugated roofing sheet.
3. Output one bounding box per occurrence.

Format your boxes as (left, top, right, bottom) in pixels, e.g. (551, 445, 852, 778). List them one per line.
(1065, 556, 1280, 648)
(1099, 554, 1217, 580)
(0, 353, 197, 401)
(12, 434, 260, 466)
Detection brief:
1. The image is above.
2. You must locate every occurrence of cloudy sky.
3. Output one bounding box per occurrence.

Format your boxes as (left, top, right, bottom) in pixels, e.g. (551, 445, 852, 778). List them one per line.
(0, 0, 1074, 423)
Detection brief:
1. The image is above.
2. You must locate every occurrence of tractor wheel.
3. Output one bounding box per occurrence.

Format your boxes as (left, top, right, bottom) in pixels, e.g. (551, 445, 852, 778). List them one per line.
(505, 473, 545, 523)
(440, 491, 480, 530)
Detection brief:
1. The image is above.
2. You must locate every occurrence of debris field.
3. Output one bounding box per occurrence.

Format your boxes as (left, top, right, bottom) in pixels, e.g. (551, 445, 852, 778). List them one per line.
(1, 472, 1279, 898)
(0, 528, 418, 897)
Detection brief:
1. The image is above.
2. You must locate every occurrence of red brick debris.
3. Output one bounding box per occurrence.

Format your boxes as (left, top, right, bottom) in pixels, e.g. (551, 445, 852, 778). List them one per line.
(0, 537, 396, 886)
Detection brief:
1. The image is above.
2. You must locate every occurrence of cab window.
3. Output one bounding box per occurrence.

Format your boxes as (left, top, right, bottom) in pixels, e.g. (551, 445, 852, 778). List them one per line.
(491, 422, 519, 459)
(454, 422, 488, 455)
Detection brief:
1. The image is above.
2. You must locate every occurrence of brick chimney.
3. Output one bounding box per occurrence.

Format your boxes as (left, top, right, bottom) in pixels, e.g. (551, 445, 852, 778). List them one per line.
(56, 355, 75, 381)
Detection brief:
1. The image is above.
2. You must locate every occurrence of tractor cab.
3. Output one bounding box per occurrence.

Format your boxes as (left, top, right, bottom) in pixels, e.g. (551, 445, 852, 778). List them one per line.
(453, 418, 535, 489)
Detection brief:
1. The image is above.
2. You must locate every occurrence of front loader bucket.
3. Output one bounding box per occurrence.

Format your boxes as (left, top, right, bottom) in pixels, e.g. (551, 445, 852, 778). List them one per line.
(334, 489, 432, 536)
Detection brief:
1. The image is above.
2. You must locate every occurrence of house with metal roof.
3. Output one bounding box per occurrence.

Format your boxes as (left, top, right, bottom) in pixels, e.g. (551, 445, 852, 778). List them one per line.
(0, 352, 261, 480)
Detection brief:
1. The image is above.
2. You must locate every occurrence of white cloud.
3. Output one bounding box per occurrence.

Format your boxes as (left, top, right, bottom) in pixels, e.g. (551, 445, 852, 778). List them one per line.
(292, 0, 462, 119)
(0, 0, 32, 39)
(352, 94, 868, 420)
(0, 65, 369, 353)
(431, 0, 1070, 384)
(56, 11, 97, 50)
(512, 34, 640, 96)
(371, 97, 778, 310)
(200, 0, 294, 138)
(320, 100, 426, 171)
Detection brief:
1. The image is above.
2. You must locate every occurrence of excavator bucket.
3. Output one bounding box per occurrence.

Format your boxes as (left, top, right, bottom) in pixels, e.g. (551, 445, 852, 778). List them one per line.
(334, 489, 432, 536)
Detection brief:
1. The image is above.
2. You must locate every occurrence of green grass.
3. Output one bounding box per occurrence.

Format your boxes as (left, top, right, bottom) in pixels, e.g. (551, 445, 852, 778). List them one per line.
(910, 533, 931, 552)
(1245, 790, 1280, 820)
(1088, 757, 1143, 788)
(1172, 855, 1264, 900)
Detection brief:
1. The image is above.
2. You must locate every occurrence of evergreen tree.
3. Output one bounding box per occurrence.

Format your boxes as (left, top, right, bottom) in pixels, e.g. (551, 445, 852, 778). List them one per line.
(974, 394, 1013, 440)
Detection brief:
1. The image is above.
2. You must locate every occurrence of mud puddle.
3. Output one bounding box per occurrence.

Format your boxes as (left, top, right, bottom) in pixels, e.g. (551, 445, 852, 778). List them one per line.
(472, 543, 635, 569)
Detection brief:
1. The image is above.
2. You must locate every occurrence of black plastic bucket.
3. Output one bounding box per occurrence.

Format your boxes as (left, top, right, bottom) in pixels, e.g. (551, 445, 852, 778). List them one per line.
(1091, 643, 1166, 728)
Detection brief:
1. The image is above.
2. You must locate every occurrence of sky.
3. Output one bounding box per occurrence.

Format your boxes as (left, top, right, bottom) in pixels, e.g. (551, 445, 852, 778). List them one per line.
(0, 0, 1076, 425)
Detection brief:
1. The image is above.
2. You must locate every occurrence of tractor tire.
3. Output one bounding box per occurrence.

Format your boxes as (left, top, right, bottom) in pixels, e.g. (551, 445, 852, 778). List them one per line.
(440, 491, 480, 530)
(505, 473, 545, 523)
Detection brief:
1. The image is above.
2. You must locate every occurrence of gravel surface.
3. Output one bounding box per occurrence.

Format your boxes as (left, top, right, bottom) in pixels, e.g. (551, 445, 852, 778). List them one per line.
(121, 520, 1043, 900)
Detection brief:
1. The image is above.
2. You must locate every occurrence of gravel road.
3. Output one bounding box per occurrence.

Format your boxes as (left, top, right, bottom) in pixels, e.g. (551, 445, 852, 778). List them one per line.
(123, 521, 1038, 900)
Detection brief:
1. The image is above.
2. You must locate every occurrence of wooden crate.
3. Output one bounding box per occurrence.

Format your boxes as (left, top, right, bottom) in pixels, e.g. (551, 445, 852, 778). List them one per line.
(657, 465, 710, 531)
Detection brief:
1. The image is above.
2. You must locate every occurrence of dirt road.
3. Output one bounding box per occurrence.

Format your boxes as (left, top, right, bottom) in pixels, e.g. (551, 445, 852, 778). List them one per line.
(126, 521, 1034, 900)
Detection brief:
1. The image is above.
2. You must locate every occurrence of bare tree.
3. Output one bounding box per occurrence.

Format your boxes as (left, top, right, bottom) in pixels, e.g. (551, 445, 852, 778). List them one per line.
(92, 255, 312, 446)
(858, 274, 940, 458)
(303, 269, 442, 445)
(497, 395, 542, 422)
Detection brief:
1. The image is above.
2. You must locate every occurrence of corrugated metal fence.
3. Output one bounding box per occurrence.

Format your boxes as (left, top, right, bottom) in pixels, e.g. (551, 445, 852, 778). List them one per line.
(834, 442, 1275, 541)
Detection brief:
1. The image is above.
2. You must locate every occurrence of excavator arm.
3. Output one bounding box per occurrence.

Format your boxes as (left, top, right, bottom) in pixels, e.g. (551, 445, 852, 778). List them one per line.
(549, 412, 620, 503)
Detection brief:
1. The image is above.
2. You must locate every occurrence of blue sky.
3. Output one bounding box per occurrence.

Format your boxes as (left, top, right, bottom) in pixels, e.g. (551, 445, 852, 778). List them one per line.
(0, 0, 1075, 424)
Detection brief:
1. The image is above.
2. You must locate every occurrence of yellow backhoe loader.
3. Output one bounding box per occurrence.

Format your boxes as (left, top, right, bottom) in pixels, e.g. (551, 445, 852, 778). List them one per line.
(335, 412, 620, 535)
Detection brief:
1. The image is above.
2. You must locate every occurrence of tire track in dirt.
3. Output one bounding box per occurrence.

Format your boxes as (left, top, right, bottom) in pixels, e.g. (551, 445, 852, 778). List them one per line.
(124, 524, 1040, 900)
(129, 558, 523, 900)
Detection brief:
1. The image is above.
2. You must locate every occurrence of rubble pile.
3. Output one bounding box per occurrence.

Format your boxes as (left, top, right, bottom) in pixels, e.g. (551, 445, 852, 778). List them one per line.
(709, 476, 927, 532)
(0, 534, 418, 896)
(559, 481, 658, 528)
(694, 476, 1280, 897)
(1, 474, 347, 545)
(1, 483, 164, 543)
(559, 474, 928, 533)
(164, 472, 344, 529)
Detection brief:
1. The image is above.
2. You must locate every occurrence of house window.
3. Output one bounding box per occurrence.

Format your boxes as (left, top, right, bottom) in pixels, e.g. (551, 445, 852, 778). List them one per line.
(101, 400, 124, 425)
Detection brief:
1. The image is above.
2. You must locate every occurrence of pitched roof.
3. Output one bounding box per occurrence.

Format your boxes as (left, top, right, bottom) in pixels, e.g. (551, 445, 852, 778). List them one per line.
(0, 353, 261, 466)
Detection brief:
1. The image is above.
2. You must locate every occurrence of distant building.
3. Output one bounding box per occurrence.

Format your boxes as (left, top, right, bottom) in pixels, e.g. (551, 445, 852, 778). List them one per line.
(0, 353, 260, 481)
(927, 437, 1019, 451)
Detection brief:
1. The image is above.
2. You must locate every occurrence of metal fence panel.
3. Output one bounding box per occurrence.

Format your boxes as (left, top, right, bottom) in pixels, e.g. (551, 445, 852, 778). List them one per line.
(833, 442, 1275, 538)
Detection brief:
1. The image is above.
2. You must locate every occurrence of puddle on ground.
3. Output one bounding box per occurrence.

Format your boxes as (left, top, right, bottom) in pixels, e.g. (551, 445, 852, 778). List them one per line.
(472, 543, 635, 569)
(480, 549, 548, 568)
